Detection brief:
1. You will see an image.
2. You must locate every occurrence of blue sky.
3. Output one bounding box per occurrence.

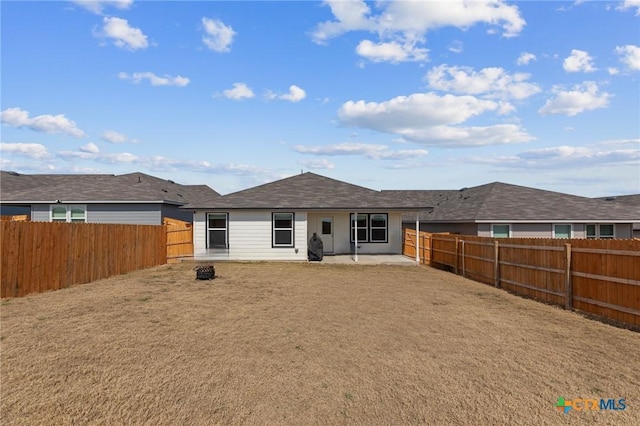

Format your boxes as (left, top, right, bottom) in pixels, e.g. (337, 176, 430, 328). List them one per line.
(1, 0, 639, 196)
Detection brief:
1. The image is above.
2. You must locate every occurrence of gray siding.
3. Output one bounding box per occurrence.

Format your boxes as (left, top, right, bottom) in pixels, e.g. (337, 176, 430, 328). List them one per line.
(88, 204, 162, 224)
(0, 205, 30, 216)
(404, 222, 479, 236)
(161, 204, 193, 222)
(31, 204, 49, 221)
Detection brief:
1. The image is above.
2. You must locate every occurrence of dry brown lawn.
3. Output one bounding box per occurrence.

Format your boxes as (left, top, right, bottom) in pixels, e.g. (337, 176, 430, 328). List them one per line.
(1, 262, 639, 425)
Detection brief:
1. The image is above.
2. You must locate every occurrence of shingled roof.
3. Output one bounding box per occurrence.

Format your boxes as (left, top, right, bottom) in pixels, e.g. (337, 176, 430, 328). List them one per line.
(185, 172, 433, 210)
(0, 171, 219, 205)
(392, 182, 639, 222)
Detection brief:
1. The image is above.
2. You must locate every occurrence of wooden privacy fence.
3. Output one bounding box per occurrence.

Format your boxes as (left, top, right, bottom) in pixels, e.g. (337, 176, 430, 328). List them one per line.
(404, 229, 640, 328)
(1, 215, 29, 222)
(1, 221, 166, 298)
(164, 217, 193, 263)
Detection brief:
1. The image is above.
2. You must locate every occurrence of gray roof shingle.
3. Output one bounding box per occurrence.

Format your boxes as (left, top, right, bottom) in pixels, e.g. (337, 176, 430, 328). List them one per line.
(185, 172, 433, 210)
(395, 182, 639, 222)
(0, 171, 219, 205)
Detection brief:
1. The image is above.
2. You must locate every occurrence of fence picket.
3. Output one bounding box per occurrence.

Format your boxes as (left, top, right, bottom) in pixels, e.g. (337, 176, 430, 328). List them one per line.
(1, 222, 167, 298)
(403, 229, 640, 328)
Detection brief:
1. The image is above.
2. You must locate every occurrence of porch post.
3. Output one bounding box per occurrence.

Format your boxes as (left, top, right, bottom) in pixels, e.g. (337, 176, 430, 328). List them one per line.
(415, 212, 420, 263)
(354, 211, 358, 262)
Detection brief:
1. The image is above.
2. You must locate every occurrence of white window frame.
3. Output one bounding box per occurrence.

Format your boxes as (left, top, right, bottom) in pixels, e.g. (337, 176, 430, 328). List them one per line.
(586, 224, 615, 239)
(206, 212, 228, 248)
(272, 212, 294, 247)
(553, 224, 573, 239)
(491, 224, 511, 238)
(49, 204, 87, 223)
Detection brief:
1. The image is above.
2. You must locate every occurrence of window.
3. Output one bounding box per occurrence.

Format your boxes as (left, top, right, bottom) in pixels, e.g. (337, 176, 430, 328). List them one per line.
(207, 213, 228, 248)
(50, 205, 86, 223)
(350, 213, 388, 243)
(492, 224, 510, 238)
(553, 224, 572, 239)
(51, 206, 67, 222)
(369, 214, 388, 242)
(351, 214, 368, 242)
(273, 213, 294, 247)
(587, 224, 615, 239)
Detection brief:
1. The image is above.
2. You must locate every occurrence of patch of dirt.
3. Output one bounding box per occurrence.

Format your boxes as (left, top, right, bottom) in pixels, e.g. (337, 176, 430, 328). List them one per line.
(1, 262, 638, 425)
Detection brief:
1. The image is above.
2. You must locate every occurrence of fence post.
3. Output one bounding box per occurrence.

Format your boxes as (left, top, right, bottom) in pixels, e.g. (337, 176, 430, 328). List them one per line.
(461, 240, 466, 277)
(494, 240, 500, 288)
(565, 243, 572, 310)
(454, 237, 459, 275)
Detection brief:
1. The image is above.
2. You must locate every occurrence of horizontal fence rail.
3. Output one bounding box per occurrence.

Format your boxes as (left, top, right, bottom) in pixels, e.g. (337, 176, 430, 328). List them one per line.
(403, 229, 640, 328)
(1, 221, 167, 298)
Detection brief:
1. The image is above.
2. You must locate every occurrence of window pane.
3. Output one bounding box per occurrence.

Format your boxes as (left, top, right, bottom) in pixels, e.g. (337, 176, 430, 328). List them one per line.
(600, 224, 614, 237)
(70, 207, 85, 219)
(274, 213, 293, 228)
(274, 230, 292, 245)
(370, 214, 386, 228)
(586, 224, 597, 238)
(371, 228, 386, 241)
(208, 214, 227, 229)
(493, 225, 509, 238)
(321, 220, 331, 235)
(554, 225, 571, 239)
(52, 206, 66, 221)
(209, 230, 227, 247)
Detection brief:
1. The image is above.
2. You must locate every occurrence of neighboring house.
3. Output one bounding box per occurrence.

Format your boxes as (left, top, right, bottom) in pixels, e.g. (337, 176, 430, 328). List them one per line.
(390, 182, 638, 239)
(184, 172, 433, 261)
(597, 194, 640, 238)
(0, 171, 219, 225)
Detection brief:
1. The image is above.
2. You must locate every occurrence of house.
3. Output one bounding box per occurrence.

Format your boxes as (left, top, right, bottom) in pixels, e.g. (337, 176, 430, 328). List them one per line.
(389, 182, 638, 239)
(598, 194, 640, 238)
(0, 170, 219, 225)
(184, 172, 433, 261)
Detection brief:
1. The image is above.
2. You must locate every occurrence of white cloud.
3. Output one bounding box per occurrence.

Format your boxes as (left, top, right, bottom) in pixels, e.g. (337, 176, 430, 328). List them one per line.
(617, 0, 640, 15)
(466, 140, 640, 169)
(608, 67, 620, 75)
(563, 49, 596, 73)
(1, 107, 86, 138)
(312, 0, 525, 63)
(118, 72, 190, 86)
(425, 65, 541, 100)
(298, 159, 335, 170)
(538, 81, 611, 116)
(293, 142, 428, 160)
(71, 0, 133, 15)
(0, 143, 49, 160)
(58, 149, 138, 164)
(102, 130, 138, 144)
(448, 40, 463, 54)
(336, 91, 533, 147)
(80, 143, 100, 153)
(268, 85, 307, 102)
(516, 52, 536, 65)
(355, 39, 428, 63)
(98, 17, 148, 50)
(202, 18, 236, 52)
(615, 45, 640, 71)
(222, 83, 254, 100)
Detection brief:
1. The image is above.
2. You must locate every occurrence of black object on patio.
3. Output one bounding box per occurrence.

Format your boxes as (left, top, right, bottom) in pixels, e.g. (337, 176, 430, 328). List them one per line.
(195, 265, 215, 280)
(308, 232, 324, 261)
